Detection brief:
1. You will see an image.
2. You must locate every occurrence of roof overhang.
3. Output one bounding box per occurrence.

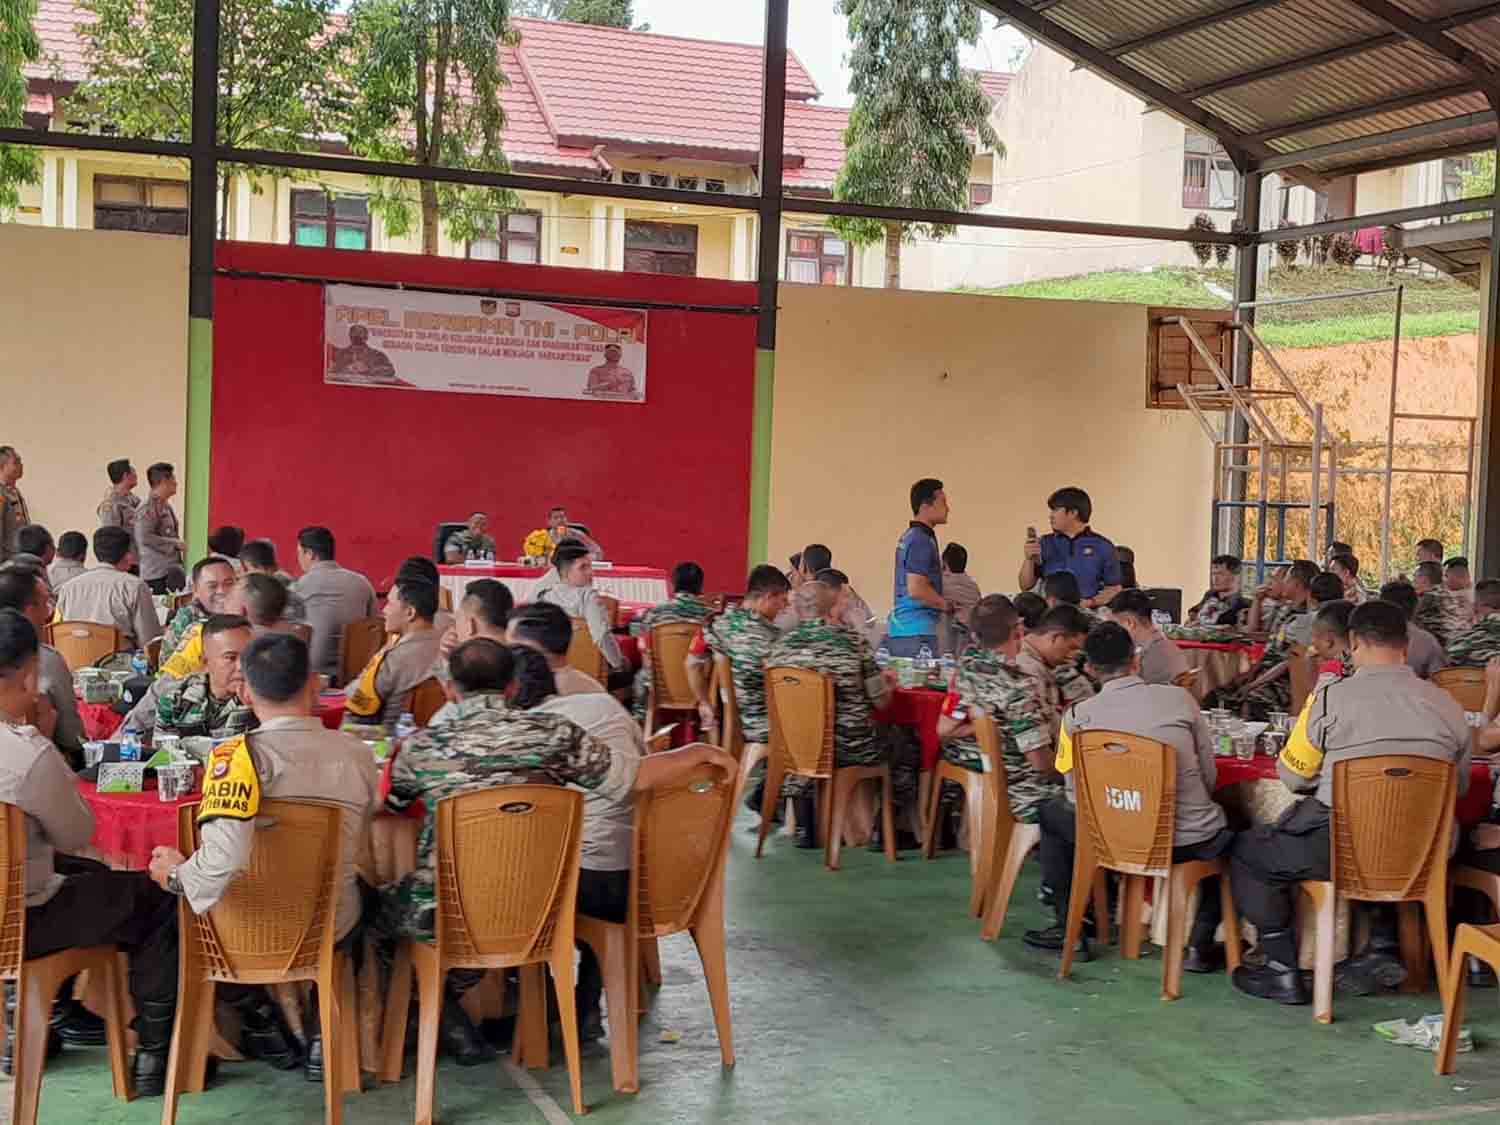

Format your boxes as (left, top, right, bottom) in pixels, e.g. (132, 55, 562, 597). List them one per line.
(1391, 217, 1490, 284)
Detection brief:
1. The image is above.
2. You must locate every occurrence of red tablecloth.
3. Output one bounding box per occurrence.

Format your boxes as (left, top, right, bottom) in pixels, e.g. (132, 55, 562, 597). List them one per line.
(1213, 755, 1492, 826)
(878, 687, 946, 771)
(77, 699, 124, 741)
(1179, 639, 1267, 663)
(79, 779, 196, 870)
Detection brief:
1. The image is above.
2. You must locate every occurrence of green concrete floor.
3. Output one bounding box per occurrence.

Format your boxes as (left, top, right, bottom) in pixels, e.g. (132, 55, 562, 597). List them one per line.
(14, 814, 1500, 1124)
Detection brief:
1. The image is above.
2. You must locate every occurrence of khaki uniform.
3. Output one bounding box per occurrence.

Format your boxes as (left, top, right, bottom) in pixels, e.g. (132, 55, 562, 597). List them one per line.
(940, 572, 982, 656)
(38, 645, 85, 763)
(133, 496, 183, 584)
(0, 720, 94, 905)
(291, 561, 377, 678)
(1407, 623, 1448, 680)
(1140, 632, 1191, 686)
(345, 628, 444, 732)
(0, 484, 27, 565)
(539, 583, 623, 669)
(180, 717, 378, 940)
(97, 489, 140, 530)
(54, 566, 163, 650)
(48, 558, 86, 591)
(534, 691, 645, 871)
(556, 666, 605, 696)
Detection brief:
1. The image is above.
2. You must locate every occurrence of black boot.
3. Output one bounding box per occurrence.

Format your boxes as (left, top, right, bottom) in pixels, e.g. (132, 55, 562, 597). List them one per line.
(440, 983, 495, 1067)
(303, 990, 324, 1084)
(1335, 939, 1406, 995)
(1022, 923, 1093, 962)
(227, 987, 303, 1071)
(1, 982, 62, 1077)
(793, 795, 818, 849)
(51, 975, 107, 1046)
(1231, 930, 1309, 1004)
(131, 998, 176, 1097)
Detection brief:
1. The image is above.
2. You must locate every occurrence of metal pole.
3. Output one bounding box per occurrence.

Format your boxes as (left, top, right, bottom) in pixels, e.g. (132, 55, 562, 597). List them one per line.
(1230, 171, 1263, 558)
(1477, 135, 1500, 574)
(1310, 403, 1324, 557)
(1381, 285, 1404, 581)
(184, 0, 220, 561)
(1256, 439, 1270, 583)
(1466, 417, 1477, 559)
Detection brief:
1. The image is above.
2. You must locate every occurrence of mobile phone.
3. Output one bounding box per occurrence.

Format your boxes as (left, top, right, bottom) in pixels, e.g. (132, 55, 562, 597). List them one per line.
(1027, 526, 1038, 541)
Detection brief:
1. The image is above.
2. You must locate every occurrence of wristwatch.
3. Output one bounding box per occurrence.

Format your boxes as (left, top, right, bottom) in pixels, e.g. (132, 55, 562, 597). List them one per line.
(165, 867, 183, 896)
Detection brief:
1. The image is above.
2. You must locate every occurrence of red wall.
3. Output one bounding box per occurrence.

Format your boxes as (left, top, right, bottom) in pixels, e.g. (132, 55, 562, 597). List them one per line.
(211, 242, 756, 589)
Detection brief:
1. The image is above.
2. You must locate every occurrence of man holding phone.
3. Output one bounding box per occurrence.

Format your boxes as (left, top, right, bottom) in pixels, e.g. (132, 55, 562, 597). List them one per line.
(1018, 487, 1122, 611)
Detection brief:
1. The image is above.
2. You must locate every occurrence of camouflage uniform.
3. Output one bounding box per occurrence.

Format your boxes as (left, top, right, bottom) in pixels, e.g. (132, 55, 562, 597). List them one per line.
(1258, 598, 1295, 639)
(1447, 615, 1500, 668)
(630, 593, 715, 720)
(155, 671, 257, 739)
(162, 602, 209, 663)
(703, 606, 780, 744)
(1213, 609, 1309, 720)
(1193, 591, 1246, 627)
(943, 647, 1060, 823)
(379, 693, 629, 942)
(442, 529, 495, 559)
(1414, 590, 1468, 647)
(767, 620, 885, 767)
(1055, 660, 1099, 708)
(0, 483, 27, 565)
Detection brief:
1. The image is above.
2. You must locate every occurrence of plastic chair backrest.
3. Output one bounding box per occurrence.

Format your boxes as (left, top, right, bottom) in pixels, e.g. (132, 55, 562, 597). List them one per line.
(650, 622, 700, 710)
(765, 666, 834, 777)
(409, 678, 446, 726)
(51, 621, 120, 670)
(1330, 754, 1456, 900)
(0, 803, 28, 980)
(1172, 669, 1197, 693)
(338, 616, 387, 686)
(1071, 729, 1176, 878)
(713, 653, 744, 756)
(1288, 644, 1315, 716)
(434, 784, 583, 965)
(600, 594, 621, 629)
(565, 617, 608, 681)
(1432, 667, 1486, 713)
(438, 586, 453, 613)
(973, 713, 1018, 828)
(632, 758, 735, 938)
(176, 799, 343, 984)
(145, 636, 163, 672)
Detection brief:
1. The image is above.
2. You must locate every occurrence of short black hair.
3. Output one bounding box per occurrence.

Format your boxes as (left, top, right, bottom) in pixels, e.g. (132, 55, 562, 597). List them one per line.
(207, 526, 245, 557)
(240, 632, 310, 702)
(240, 573, 289, 624)
(240, 538, 278, 571)
(461, 578, 513, 630)
(800, 544, 832, 574)
(815, 567, 849, 590)
(788, 552, 802, 572)
(397, 556, 441, 587)
(971, 594, 1019, 647)
(942, 543, 968, 573)
(56, 531, 87, 561)
(1309, 572, 1346, 605)
(93, 526, 133, 566)
(553, 543, 591, 573)
(509, 645, 558, 709)
(1475, 578, 1500, 614)
(202, 613, 252, 643)
(1211, 554, 1242, 572)
(1043, 571, 1081, 606)
(1329, 552, 1359, 578)
(1446, 556, 1470, 572)
(392, 577, 438, 621)
(146, 462, 174, 487)
(1313, 600, 1354, 639)
(1379, 581, 1418, 618)
(1416, 538, 1444, 557)
(1083, 621, 1135, 676)
(0, 610, 39, 678)
(192, 555, 235, 587)
(910, 478, 944, 516)
(297, 526, 335, 561)
(508, 601, 572, 656)
(106, 458, 133, 485)
(1013, 591, 1047, 631)
(746, 564, 791, 597)
(16, 525, 51, 559)
(672, 562, 705, 595)
(1329, 541, 1353, 556)
(1285, 559, 1320, 592)
(1034, 604, 1092, 638)
(1047, 486, 1092, 523)
(448, 637, 514, 695)
(1348, 600, 1408, 649)
(0, 570, 42, 615)
(1414, 561, 1444, 587)
(1106, 588, 1155, 623)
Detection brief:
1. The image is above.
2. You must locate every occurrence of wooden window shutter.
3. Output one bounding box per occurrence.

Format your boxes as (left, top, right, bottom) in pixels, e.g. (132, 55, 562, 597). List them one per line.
(1147, 306, 1235, 409)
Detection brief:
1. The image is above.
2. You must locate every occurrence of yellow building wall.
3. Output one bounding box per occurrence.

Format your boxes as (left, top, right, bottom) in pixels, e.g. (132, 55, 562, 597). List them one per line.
(770, 285, 1215, 614)
(0, 225, 188, 548)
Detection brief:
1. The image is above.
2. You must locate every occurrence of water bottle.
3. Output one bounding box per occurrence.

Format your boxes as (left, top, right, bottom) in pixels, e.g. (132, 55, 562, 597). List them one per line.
(916, 643, 934, 686)
(1151, 610, 1171, 630)
(939, 653, 956, 687)
(394, 711, 418, 744)
(875, 645, 891, 670)
(120, 731, 141, 762)
(130, 649, 149, 678)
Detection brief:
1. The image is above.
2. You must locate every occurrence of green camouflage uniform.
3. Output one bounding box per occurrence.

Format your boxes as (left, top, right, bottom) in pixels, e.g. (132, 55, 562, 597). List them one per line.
(943, 647, 1060, 823)
(1417, 589, 1471, 649)
(155, 672, 257, 739)
(1055, 661, 1098, 708)
(703, 606, 780, 744)
(1447, 615, 1500, 668)
(443, 530, 496, 559)
(1210, 609, 1307, 719)
(767, 620, 885, 768)
(162, 602, 209, 663)
(379, 693, 628, 942)
(631, 593, 716, 720)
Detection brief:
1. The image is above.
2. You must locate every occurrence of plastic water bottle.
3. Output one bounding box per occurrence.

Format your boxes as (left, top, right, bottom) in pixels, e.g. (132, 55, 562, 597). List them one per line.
(120, 731, 142, 762)
(1152, 610, 1172, 630)
(130, 649, 149, 678)
(394, 711, 418, 744)
(939, 652, 956, 687)
(916, 643, 934, 686)
(875, 645, 891, 670)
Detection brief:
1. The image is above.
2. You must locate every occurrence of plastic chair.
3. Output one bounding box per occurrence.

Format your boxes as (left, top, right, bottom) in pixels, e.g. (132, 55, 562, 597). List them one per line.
(1433, 667, 1486, 712)
(1297, 754, 1456, 1024)
(437, 586, 453, 613)
(50, 621, 120, 671)
(408, 678, 446, 727)
(0, 802, 134, 1125)
(338, 616, 388, 688)
(1287, 644, 1315, 716)
(922, 713, 1008, 918)
(643, 621, 701, 734)
(600, 594, 622, 629)
(1437, 923, 1500, 1075)
(377, 785, 588, 1119)
(758, 666, 896, 870)
(647, 725, 678, 753)
(162, 799, 359, 1125)
(145, 636, 163, 672)
(577, 757, 737, 1094)
(171, 593, 193, 612)
(1058, 729, 1243, 1000)
(565, 616, 608, 682)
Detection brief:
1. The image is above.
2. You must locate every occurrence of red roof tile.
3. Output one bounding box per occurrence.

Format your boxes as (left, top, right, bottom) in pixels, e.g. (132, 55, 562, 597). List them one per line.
(28, 0, 89, 82)
(975, 70, 1011, 112)
(783, 102, 849, 191)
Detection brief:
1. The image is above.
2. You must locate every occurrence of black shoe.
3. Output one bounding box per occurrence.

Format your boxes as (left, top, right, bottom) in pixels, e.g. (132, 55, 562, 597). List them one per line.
(1, 981, 63, 1077)
(440, 995, 495, 1067)
(793, 796, 819, 849)
(131, 997, 177, 1098)
(1183, 945, 1227, 974)
(1232, 960, 1310, 1005)
(52, 997, 108, 1047)
(1468, 956, 1498, 989)
(1335, 947, 1407, 996)
(228, 988, 303, 1071)
(1022, 924, 1093, 962)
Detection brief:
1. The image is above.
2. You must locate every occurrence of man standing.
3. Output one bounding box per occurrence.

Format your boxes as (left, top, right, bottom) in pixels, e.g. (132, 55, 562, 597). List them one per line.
(291, 526, 377, 680)
(134, 462, 186, 595)
(538, 543, 629, 691)
(98, 459, 140, 530)
(442, 513, 495, 562)
(886, 477, 950, 658)
(0, 446, 28, 566)
(1018, 487, 1122, 611)
(55, 527, 163, 652)
(344, 577, 444, 732)
(161, 555, 238, 664)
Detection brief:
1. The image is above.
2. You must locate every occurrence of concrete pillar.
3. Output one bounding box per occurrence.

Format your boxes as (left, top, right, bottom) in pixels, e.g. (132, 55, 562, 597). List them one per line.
(607, 205, 626, 271)
(234, 174, 253, 241)
(40, 154, 59, 227)
(731, 214, 751, 281)
(61, 158, 78, 229)
(542, 195, 560, 265)
(589, 200, 608, 270)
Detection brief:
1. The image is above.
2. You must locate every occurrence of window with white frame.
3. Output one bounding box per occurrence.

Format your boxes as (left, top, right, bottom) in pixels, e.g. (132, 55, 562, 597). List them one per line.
(468, 210, 542, 264)
(1182, 132, 1237, 211)
(785, 230, 848, 285)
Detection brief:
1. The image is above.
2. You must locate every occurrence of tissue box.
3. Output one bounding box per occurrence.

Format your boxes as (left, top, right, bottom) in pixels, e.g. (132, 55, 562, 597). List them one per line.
(96, 762, 146, 794)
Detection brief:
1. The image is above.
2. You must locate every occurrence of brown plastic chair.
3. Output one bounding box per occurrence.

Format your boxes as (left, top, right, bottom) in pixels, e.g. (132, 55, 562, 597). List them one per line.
(438, 586, 453, 612)
(377, 785, 587, 1118)
(758, 666, 896, 870)
(1287, 644, 1315, 716)
(1433, 667, 1487, 712)
(408, 678, 446, 727)
(162, 799, 359, 1125)
(600, 593, 621, 629)
(577, 757, 737, 1094)
(338, 616, 388, 688)
(647, 724, 678, 753)
(1059, 729, 1243, 1000)
(145, 636, 163, 672)
(643, 621, 701, 734)
(1437, 922, 1500, 1075)
(0, 803, 134, 1125)
(1297, 754, 1456, 1024)
(923, 713, 1013, 918)
(50, 621, 120, 671)
(565, 616, 608, 682)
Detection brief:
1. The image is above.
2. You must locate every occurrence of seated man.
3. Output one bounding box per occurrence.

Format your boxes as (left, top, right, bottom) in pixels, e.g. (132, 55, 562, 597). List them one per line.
(686, 564, 790, 744)
(380, 639, 734, 1053)
(161, 555, 238, 664)
(15, 525, 55, 581)
(1328, 552, 1365, 604)
(1246, 564, 1292, 636)
(1446, 556, 1473, 597)
(148, 633, 378, 1080)
(939, 544, 981, 656)
(396, 556, 455, 635)
(344, 576, 444, 732)
(537, 543, 630, 692)
(1208, 559, 1319, 720)
(1446, 577, 1500, 667)
(54, 526, 163, 652)
(1108, 588, 1190, 685)
(149, 614, 258, 741)
(816, 568, 883, 651)
(1024, 623, 1231, 965)
(1380, 580, 1445, 679)
(291, 526, 378, 681)
(545, 505, 604, 560)
(1413, 561, 1465, 647)
(1189, 554, 1251, 627)
(1043, 571, 1084, 612)
(0, 568, 85, 765)
(427, 579, 516, 724)
(936, 595, 1059, 823)
(442, 512, 495, 562)
(240, 538, 306, 623)
(508, 601, 604, 696)
(1309, 600, 1354, 686)
(1230, 601, 1470, 1005)
(0, 611, 179, 1093)
(630, 561, 715, 720)
(48, 531, 88, 592)
(1018, 604, 1094, 710)
(232, 573, 298, 635)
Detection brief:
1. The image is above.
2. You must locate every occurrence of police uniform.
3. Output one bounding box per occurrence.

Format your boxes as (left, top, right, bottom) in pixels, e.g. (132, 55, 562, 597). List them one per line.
(54, 566, 163, 651)
(133, 496, 183, 590)
(942, 646, 1058, 822)
(1229, 664, 1470, 954)
(0, 482, 28, 565)
(1407, 623, 1448, 679)
(48, 557, 86, 591)
(1446, 615, 1500, 668)
(442, 529, 496, 559)
(37, 644, 85, 765)
(1140, 632, 1191, 686)
(344, 627, 444, 732)
(155, 672, 257, 739)
(700, 606, 779, 744)
(97, 489, 141, 531)
(629, 593, 715, 720)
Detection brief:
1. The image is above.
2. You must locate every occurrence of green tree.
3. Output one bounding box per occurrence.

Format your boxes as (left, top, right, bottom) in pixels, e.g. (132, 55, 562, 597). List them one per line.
(831, 0, 1000, 289)
(337, 0, 516, 255)
(512, 0, 633, 26)
(1459, 151, 1494, 220)
(0, 0, 40, 217)
(75, 0, 336, 235)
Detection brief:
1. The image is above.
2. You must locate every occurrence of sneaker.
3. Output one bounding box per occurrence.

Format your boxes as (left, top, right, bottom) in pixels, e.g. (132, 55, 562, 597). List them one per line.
(1022, 924, 1093, 962)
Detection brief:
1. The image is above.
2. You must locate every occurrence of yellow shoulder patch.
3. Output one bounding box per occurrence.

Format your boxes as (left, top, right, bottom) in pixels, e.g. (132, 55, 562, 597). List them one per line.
(160, 624, 204, 680)
(343, 646, 389, 718)
(1277, 701, 1323, 780)
(198, 735, 260, 822)
(1054, 719, 1074, 775)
